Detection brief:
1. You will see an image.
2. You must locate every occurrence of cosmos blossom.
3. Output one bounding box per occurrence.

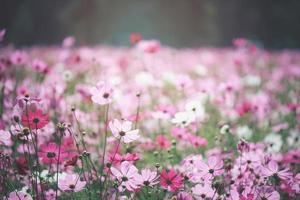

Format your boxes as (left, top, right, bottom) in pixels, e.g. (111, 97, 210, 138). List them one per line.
(58, 173, 86, 192)
(195, 156, 224, 179)
(110, 161, 141, 191)
(262, 160, 292, 180)
(90, 81, 114, 105)
(38, 143, 68, 164)
(21, 108, 49, 129)
(160, 169, 183, 192)
(192, 184, 215, 199)
(109, 119, 140, 143)
(136, 169, 159, 187)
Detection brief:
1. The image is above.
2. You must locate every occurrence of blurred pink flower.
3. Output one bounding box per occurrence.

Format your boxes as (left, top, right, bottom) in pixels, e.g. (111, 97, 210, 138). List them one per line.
(90, 81, 113, 105)
(136, 40, 161, 53)
(156, 135, 171, 149)
(0, 130, 11, 146)
(7, 191, 32, 200)
(58, 173, 86, 192)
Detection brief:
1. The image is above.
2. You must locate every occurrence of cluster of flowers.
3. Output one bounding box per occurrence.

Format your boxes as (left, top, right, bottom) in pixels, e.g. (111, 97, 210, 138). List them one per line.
(0, 31, 299, 199)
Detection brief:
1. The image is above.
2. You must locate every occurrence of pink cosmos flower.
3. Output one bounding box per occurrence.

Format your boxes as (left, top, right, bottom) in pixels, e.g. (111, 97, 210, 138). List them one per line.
(109, 119, 140, 143)
(0, 130, 11, 146)
(62, 36, 75, 48)
(177, 192, 193, 200)
(171, 127, 189, 140)
(90, 81, 113, 105)
(31, 59, 48, 73)
(130, 32, 142, 45)
(136, 169, 159, 187)
(136, 40, 161, 53)
(192, 184, 215, 199)
(195, 156, 224, 179)
(110, 161, 141, 191)
(7, 191, 32, 200)
(21, 108, 49, 129)
(256, 186, 280, 200)
(58, 173, 86, 192)
(10, 51, 28, 65)
(188, 135, 208, 148)
(233, 38, 248, 48)
(38, 143, 68, 164)
(160, 169, 183, 192)
(262, 160, 292, 180)
(156, 135, 171, 149)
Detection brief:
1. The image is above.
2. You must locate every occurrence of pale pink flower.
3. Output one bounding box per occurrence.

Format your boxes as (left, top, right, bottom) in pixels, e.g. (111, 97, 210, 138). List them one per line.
(7, 191, 32, 200)
(10, 51, 28, 65)
(109, 119, 140, 143)
(90, 81, 113, 105)
(110, 161, 141, 191)
(136, 169, 159, 187)
(58, 173, 86, 192)
(195, 156, 224, 179)
(62, 36, 75, 48)
(0, 130, 11, 146)
(192, 184, 215, 199)
(136, 40, 161, 53)
(177, 192, 193, 200)
(256, 186, 280, 200)
(262, 160, 292, 180)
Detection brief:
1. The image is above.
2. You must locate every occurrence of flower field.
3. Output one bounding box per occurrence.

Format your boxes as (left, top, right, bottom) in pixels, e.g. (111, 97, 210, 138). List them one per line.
(0, 36, 299, 199)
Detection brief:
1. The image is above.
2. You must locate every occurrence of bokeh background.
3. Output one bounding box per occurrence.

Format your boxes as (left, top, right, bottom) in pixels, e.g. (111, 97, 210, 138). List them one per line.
(1, 0, 300, 48)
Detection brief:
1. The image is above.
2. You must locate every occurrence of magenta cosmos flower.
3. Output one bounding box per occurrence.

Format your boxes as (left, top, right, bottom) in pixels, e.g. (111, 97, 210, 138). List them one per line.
(110, 161, 141, 191)
(58, 173, 86, 192)
(38, 143, 68, 164)
(21, 108, 49, 129)
(160, 169, 183, 192)
(90, 81, 113, 105)
(109, 119, 140, 143)
(195, 156, 224, 179)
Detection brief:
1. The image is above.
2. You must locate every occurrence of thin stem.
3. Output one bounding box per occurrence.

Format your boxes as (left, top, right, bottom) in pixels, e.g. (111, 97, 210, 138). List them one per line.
(55, 129, 62, 200)
(134, 93, 141, 129)
(101, 104, 109, 171)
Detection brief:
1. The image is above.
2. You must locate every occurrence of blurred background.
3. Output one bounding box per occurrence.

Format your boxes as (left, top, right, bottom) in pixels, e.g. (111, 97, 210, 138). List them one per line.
(1, 0, 300, 49)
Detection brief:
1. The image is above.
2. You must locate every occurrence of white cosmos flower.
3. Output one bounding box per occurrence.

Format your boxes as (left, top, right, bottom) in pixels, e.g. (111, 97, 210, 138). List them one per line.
(264, 133, 283, 153)
(236, 125, 253, 139)
(287, 129, 300, 148)
(185, 100, 205, 119)
(243, 75, 261, 87)
(171, 111, 195, 127)
(109, 119, 140, 143)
